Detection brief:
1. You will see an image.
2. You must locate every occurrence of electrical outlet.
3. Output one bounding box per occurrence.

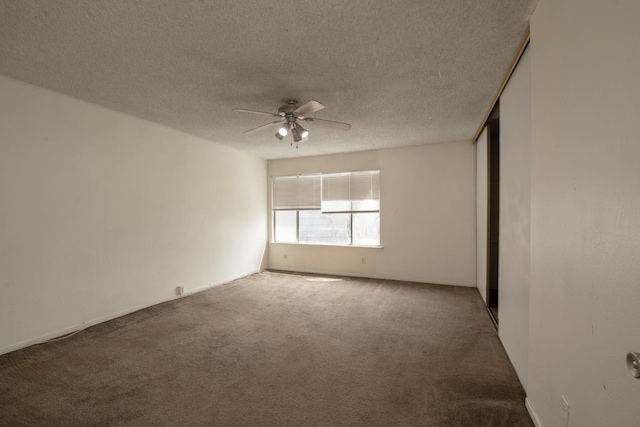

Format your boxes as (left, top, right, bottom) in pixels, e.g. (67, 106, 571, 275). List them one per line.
(283, 254, 287, 259)
(561, 395, 570, 426)
(176, 285, 185, 296)
(361, 257, 366, 264)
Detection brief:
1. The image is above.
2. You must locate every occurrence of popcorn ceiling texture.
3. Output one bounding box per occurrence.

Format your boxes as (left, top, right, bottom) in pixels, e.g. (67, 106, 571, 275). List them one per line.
(0, 0, 536, 159)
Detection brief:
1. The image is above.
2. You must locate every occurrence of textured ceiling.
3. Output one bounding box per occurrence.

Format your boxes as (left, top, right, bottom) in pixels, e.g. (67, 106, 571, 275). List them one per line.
(0, 1, 536, 159)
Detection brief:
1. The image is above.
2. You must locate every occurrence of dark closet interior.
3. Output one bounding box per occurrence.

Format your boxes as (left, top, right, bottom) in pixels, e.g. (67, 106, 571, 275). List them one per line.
(486, 102, 500, 325)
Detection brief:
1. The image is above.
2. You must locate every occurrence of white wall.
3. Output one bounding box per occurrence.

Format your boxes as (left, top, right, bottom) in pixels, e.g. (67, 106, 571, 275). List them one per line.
(268, 142, 476, 286)
(476, 127, 488, 302)
(0, 75, 267, 355)
(528, 0, 640, 425)
(498, 46, 531, 390)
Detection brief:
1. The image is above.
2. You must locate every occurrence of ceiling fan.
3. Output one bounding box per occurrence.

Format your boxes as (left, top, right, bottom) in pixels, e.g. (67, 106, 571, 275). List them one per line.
(233, 100, 351, 148)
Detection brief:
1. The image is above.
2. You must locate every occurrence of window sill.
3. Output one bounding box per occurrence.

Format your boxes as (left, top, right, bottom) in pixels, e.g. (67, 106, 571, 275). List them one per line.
(270, 242, 383, 249)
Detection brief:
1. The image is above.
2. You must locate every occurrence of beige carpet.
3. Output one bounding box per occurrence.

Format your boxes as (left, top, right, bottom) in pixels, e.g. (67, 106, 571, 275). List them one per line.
(0, 271, 533, 426)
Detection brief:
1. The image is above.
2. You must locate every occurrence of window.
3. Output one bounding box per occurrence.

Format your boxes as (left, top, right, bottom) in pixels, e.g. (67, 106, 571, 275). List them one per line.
(272, 170, 380, 246)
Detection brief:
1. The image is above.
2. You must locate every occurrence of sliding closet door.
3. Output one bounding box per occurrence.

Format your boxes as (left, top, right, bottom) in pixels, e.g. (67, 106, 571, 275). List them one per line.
(498, 45, 531, 389)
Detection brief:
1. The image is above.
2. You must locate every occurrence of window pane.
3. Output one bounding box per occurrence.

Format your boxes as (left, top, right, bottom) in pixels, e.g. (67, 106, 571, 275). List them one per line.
(274, 211, 297, 243)
(353, 212, 380, 246)
(299, 210, 350, 245)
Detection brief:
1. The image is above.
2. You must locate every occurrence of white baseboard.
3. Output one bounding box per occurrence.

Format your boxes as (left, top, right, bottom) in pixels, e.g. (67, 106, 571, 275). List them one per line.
(526, 397, 542, 427)
(0, 271, 259, 356)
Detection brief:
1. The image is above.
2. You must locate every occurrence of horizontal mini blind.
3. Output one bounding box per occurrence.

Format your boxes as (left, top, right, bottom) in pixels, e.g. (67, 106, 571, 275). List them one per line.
(272, 175, 297, 210)
(272, 174, 321, 210)
(321, 170, 380, 212)
(296, 174, 321, 209)
(351, 170, 380, 211)
(321, 173, 351, 212)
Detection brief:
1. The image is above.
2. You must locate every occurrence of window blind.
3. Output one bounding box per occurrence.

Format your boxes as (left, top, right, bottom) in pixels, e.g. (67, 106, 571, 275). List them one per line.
(297, 174, 321, 209)
(321, 172, 351, 212)
(350, 170, 380, 211)
(272, 174, 321, 210)
(321, 170, 380, 212)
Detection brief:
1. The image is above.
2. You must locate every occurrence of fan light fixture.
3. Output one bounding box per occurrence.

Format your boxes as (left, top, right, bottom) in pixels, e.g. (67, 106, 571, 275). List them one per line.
(233, 99, 352, 149)
(298, 125, 309, 139)
(291, 125, 302, 143)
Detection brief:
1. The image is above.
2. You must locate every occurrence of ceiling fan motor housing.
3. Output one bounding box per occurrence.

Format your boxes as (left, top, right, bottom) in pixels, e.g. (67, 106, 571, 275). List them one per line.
(278, 100, 299, 115)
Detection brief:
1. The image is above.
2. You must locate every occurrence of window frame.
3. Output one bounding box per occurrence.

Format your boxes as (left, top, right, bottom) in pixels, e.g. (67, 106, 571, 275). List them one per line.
(271, 170, 381, 248)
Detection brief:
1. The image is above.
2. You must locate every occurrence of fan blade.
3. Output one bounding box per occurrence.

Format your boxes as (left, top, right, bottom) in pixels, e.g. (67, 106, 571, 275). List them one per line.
(303, 117, 351, 131)
(233, 108, 281, 118)
(243, 120, 284, 135)
(293, 100, 325, 117)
